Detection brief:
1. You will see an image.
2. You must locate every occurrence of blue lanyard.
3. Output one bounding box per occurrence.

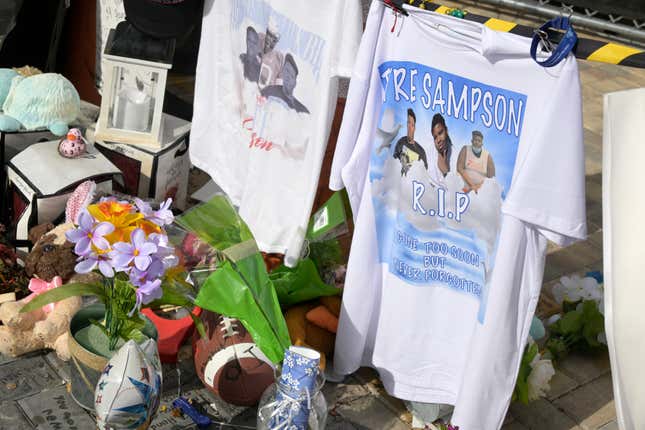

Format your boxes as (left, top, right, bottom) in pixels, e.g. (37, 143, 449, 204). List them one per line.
(530, 17, 578, 67)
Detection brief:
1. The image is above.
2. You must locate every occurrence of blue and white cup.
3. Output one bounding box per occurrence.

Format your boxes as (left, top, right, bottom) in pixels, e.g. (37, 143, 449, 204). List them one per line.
(271, 346, 320, 429)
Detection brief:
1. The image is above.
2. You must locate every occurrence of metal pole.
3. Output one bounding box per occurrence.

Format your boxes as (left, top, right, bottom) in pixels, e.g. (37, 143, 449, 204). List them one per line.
(473, 0, 645, 46)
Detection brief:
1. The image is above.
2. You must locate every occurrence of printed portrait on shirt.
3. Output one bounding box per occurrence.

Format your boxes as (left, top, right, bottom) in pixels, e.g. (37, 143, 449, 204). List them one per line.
(238, 20, 310, 117)
(370, 61, 527, 322)
(233, 7, 322, 161)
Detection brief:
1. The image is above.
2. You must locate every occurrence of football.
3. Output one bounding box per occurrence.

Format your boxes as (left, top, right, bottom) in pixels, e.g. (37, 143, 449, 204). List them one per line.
(193, 311, 275, 406)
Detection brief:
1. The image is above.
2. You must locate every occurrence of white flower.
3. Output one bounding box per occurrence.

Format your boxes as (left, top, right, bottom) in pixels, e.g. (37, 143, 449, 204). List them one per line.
(527, 355, 556, 401)
(284, 355, 295, 367)
(552, 275, 603, 308)
(546, 314, 561, 327)
(581, 277, 602, 302)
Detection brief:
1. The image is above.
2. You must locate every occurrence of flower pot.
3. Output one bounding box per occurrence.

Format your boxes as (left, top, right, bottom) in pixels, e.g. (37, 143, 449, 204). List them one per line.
(141, 306, 202, 363)
(67, 303, 158, 410)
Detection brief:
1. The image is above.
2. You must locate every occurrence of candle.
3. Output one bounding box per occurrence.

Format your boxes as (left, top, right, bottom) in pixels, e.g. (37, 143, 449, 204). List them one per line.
(115, 86, 152, 132)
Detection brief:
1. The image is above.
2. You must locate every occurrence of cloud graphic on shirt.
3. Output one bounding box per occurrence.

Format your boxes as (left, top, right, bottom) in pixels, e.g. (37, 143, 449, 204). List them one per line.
(371, 157, 503, 260)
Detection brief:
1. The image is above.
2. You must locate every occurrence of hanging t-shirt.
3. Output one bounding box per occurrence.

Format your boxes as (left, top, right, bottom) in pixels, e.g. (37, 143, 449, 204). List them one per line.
(190, 0, 363, 266)
(329, 3, 586, 430)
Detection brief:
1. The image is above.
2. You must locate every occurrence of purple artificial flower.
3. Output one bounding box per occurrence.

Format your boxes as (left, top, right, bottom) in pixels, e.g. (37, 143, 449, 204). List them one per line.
(129, 279, 163, 316)
(65, 210, 114, 256)
(148, 233, 178, 269)
(110, 228, 157, 271)
(134, 198, 174, 226)
(75, 252, 114, 278)
(129, 257, 165, 287)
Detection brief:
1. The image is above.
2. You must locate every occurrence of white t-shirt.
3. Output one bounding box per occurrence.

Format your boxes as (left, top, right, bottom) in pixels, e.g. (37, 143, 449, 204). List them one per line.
(330, 4, 586, 430)
(190, 0, 363, 266)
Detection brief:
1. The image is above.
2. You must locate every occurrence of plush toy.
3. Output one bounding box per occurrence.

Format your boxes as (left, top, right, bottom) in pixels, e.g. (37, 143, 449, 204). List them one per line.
(0, 70, 80, 136)
(24, 223, 78, 282)
(0, 222, 98, 359)
(0, 69, 18, 106)
(0, 277, 82, 360)
(283, 295, 342, 370)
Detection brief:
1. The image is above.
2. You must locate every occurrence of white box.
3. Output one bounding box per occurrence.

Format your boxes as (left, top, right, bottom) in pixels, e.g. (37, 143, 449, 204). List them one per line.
(6, 141, 122, 247)
(92, 113, 191, 210)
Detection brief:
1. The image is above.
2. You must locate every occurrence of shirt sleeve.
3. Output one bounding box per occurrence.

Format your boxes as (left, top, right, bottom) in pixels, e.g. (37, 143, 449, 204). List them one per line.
(329, 1, 384, 192)
(332, 0, 364, 78)
(502, 56, 587, 246)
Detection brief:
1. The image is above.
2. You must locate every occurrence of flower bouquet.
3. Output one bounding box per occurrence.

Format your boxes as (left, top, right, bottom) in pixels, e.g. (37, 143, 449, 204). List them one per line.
(546, 272, 606, 360)
(21, 197, 198, 350)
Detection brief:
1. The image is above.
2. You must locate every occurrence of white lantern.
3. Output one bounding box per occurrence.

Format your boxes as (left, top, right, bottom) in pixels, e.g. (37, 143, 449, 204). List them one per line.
(95, 28, 174, 147)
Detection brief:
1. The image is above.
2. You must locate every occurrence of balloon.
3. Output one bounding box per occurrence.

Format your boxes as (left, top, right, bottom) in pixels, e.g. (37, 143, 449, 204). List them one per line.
(94, 340, 161, 429)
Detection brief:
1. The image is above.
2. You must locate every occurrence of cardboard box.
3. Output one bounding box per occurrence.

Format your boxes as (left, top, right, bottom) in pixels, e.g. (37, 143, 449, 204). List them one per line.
(6, 141, 122, 247)
(92, 113, 191, 210)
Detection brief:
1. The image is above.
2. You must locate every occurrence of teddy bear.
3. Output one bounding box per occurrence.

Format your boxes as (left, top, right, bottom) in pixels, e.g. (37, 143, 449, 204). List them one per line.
(284, 295, 342, 370)
(24, 223, 78, 282)
(0, 284, 81, 360)
(0, 223, 94, 360)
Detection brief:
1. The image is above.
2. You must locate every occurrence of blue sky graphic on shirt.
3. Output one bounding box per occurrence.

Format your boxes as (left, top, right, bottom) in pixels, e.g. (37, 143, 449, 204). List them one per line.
(231, 0, 326, 81)
(371, 61, 527, 322)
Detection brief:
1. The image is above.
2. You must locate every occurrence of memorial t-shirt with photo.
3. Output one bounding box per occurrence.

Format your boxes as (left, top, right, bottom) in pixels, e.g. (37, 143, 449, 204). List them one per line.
(191, 0, 363, 266)
(330, 3, 586, 429)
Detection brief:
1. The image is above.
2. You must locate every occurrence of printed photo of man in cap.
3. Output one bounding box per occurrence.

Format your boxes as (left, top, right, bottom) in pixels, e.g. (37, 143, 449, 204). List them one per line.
(258, 18, 284, 89)
(457, 130, 496, 193)
(393, 108, 428, 176)
(240, 26, 262, 82)
(260, 53, 309, 114)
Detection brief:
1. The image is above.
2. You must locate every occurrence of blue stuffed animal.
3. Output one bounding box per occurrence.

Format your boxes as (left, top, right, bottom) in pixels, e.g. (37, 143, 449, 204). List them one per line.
(0, 69, 80, 136)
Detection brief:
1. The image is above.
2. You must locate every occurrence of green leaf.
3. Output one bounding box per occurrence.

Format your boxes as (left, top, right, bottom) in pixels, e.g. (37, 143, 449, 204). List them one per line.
(562, 300, 581, 313)
(20, 283, 105, 313)
(148, 276, 196, 309)
(196, 259, 291, 363)
(580, 300, 605, 348)
(270, 258, 340, 307)
(177, 196, 292, 363)
(556, 309, 584, 334)
(546, 337, 570, 361)
(190, 311, 207, 339)
(175, 196, 254, 251)
(119, 313, 147, 343)
(513, 343, 537, 405)
(308, 239, 343, 274)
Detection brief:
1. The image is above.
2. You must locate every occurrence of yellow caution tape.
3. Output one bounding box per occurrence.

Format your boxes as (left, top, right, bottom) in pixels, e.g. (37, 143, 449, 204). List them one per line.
(484, 18, 517, 32)
(587, 43, 643, 64)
